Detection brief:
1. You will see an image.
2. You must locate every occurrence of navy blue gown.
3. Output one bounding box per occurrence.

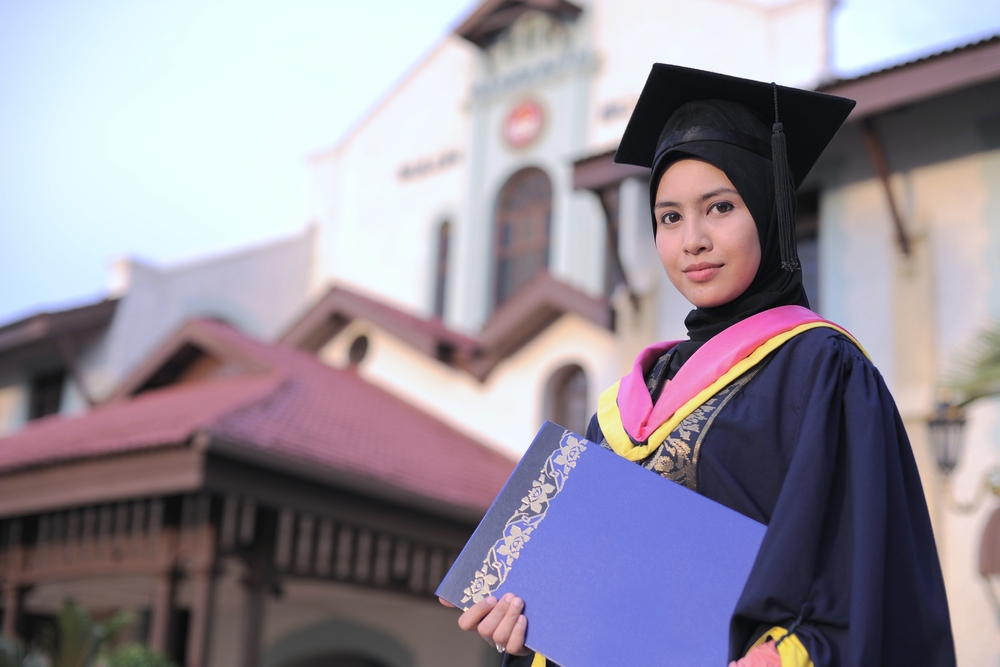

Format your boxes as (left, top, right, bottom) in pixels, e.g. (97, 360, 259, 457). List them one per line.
(505, 327, 955, 667)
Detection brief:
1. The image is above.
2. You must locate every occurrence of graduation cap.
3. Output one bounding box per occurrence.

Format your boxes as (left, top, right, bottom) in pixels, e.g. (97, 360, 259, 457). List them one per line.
(615, 64, 855, 271)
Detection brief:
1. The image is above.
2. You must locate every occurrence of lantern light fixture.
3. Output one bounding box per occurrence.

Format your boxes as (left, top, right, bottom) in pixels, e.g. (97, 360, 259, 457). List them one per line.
(927, 401, 967, 476)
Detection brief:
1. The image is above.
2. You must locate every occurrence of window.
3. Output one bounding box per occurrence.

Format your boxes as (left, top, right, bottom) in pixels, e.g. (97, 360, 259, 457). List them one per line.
(599, 185, 625, 296)
(544, 365, 588, 435)
(348, 335, 369, 366)
(28, 370, 65, 420)
(796, 189, 820, 312)
(493, 167, 552, 307)
(433, 221, 450, 319)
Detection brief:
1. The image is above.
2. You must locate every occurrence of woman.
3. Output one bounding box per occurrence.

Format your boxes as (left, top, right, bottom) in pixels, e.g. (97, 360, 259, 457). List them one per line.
(453, 65, 955, 667)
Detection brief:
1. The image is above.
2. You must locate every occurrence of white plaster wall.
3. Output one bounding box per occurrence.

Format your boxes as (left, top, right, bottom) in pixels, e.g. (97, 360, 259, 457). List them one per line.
(322, 314, 617, 457)
(923, 155, 994, 386)
(587, 0, 831, 150)
(818, 180, 896, 387)
(939, 401, 1000, 667)
(309, 37, 474, 321)
(618, 176, 661, 296)
(81, 228, 315, 400)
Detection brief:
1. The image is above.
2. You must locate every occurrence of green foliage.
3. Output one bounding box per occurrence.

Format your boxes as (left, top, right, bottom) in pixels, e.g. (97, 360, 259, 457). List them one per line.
(948, 325, 1000, 405)
(52, 600, 131, 667)
(1, 600, 170, 667)
(105, 644, 175, 667)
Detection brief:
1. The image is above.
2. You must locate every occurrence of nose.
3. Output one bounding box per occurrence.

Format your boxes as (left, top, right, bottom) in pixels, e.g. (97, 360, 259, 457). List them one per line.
(681, 216, 711, 255)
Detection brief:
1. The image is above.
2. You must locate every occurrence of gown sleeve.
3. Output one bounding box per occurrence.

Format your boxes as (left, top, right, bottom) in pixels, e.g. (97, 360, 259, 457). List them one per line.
(721, 332, 954, 666)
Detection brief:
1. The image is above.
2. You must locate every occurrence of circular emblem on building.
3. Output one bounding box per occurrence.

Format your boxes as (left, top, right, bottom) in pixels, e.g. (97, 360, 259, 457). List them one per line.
(504, 100, 545, 149)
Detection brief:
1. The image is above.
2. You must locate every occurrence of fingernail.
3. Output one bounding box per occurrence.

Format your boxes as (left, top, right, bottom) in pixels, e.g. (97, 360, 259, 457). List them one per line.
(485, 596, 497, 606)
(512, 597, 523, 608)
(502, 592, 514, 602)
(517, 615, 527, 624)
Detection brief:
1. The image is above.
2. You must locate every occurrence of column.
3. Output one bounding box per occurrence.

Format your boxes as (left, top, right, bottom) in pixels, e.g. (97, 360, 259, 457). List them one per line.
(2, 582, 20, 638)
(240, 574, 266, 667)
(186, 568, 216, 667)
(149, 570, 175, 653)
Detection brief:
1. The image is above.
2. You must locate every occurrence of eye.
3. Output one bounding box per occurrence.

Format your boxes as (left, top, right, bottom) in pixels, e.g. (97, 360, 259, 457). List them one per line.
(710, 201, 734, 214)
(660, 211, 681, 225)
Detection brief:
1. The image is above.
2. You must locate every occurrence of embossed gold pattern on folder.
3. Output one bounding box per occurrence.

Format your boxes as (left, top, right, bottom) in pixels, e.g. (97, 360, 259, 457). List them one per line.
(461, 431, 587, 607)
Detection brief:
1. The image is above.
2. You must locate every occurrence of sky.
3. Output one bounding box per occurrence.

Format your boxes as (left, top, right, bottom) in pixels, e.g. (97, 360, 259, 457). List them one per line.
(1, 0, 1000, 324)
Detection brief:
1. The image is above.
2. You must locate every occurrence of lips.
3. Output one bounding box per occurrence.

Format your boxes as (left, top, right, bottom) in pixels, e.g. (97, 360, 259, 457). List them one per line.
(683, 262, 723, 282)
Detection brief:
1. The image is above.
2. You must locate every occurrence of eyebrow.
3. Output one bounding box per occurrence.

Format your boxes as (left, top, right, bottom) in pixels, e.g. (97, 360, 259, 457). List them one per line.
(654, 187, 740, 210)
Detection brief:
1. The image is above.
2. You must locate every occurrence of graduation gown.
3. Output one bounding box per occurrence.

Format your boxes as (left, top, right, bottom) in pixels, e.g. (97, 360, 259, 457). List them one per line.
(505, 326, 955, 667)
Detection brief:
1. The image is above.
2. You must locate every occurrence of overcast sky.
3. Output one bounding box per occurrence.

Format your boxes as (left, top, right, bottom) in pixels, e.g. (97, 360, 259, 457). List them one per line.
(2, 0, 1000, 324)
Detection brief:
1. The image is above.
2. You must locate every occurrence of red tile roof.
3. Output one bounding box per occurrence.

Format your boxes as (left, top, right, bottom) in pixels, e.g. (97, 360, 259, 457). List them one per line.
(0, 320, 516, 515)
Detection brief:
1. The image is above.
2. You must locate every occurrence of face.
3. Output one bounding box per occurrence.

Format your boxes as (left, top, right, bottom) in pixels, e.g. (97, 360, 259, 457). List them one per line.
(654, 159, 761, 308)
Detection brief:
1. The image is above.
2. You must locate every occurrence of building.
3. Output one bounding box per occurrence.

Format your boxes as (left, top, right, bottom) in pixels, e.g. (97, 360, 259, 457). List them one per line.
(0, 318, 514, 667)
(301, 2, 1000, 664)
(0, 229, 316, 437)
(4, 0, 1000, 664)
(305, 0, 833, 457)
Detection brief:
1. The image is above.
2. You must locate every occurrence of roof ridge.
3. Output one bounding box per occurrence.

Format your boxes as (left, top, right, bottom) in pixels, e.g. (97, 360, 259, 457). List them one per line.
(822, 33, 1000, 88)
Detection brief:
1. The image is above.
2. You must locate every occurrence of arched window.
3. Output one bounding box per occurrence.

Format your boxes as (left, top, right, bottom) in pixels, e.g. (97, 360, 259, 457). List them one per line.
(433, 221, 450, 319)
(544, 364, 588, 435)
(493, 167, 552, 307)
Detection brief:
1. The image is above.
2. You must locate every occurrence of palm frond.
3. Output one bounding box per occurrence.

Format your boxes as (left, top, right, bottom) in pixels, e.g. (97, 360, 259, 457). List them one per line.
(947, 325, 1000, 405)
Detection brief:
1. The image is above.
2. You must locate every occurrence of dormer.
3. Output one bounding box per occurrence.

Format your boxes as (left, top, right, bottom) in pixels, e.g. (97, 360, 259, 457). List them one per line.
(111, 319, 273, 400)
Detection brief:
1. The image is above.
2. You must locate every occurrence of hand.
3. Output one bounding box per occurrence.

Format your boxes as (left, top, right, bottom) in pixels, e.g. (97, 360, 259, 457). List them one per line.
(728, 641, 780, 667)
(455, 592, 530, 656)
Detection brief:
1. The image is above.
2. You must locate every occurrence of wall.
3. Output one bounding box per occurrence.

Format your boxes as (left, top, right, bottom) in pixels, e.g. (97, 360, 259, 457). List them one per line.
(816, 79, 1000, 665)
(321, 313, 618, 457)
(83, 227, 316, 400)
(308, 37, 474, 324)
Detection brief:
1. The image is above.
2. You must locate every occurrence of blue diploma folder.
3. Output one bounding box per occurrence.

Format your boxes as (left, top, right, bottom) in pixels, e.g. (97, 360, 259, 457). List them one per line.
(436, 422, 767, 667)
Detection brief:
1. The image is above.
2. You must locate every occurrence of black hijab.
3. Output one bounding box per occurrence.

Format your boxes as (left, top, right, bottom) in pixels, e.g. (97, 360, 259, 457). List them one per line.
(649, 100, 810, 379)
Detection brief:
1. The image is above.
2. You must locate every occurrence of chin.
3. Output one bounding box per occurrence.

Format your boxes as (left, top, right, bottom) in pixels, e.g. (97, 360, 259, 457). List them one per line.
(687, 292, 739, 309)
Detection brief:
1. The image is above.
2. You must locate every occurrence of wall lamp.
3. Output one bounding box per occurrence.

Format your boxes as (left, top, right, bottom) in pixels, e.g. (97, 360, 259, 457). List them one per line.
(927, 400, 1000, 619)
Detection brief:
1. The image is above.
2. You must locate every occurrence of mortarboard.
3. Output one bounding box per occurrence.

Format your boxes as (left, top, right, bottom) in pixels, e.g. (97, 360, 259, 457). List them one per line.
(615, 64, 856, 271)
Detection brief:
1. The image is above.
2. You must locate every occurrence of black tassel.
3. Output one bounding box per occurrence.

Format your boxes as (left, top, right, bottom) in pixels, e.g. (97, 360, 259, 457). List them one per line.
(771, 83, 799, 271)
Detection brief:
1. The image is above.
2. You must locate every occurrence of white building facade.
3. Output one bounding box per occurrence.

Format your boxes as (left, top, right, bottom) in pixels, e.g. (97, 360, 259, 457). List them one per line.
(302, 1, 1000, 664)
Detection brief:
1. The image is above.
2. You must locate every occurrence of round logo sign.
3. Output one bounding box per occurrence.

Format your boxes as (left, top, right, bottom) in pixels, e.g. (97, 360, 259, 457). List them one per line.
(504, 100, 544, 149)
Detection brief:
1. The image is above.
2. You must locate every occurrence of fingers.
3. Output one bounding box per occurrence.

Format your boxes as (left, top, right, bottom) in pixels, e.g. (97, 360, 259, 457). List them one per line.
(438, 598, 456, 608)
(487, 593, 524, 649)
(505, 613, 529, 655)
(457, 596, 498, 632)
(455, 593, 530, 656)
